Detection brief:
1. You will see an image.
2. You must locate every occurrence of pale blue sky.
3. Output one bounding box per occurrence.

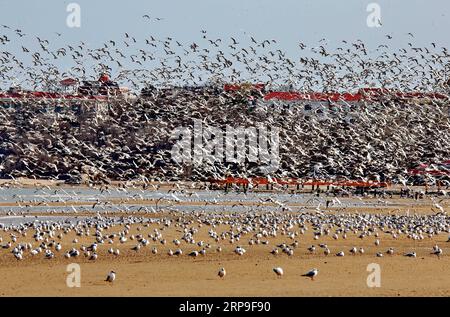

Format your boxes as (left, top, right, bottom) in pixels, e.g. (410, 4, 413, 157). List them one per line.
(1, 0, 449, 52)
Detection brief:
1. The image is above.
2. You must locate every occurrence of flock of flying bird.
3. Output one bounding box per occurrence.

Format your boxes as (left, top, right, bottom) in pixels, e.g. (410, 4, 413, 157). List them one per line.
(0, 25, 449, 289)
(1, 25, 450, 184)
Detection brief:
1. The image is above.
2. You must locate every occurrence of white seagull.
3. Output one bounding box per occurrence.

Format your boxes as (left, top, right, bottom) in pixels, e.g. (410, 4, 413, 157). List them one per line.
(431, 247, 442, 258)
(218, 267, 226, 278)
(301, 268, 318, 281)
(106, 271, 116, 282)
(188, 250, 199, 257)
(273, 267, 284, 278)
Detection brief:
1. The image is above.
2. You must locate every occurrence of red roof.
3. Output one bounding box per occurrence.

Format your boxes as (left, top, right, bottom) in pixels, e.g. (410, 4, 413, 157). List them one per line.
(263, 91, 363, 102)
(60, 78, 78, 86)
(209, 177, 389, 187)
(262, 88, 448, 102)
(409, 161, 450, 176)
(0, 91, 108, 101)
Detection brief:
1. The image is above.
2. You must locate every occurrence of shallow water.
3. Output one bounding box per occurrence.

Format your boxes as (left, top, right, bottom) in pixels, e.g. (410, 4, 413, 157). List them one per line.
(0, 187, 426, 217)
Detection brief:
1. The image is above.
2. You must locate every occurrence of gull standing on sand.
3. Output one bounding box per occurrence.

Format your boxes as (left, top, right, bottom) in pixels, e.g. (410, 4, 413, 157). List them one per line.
(234, 246, 246, 256)
(188, 250, 199, 257)
(174, 249, 183, 256)
(431, 246, 442, 258)
(302, 268, 318, 281)
(106, 271, 116, 282)
(218, 267, 226, 278)
(273, 267, 284, 277)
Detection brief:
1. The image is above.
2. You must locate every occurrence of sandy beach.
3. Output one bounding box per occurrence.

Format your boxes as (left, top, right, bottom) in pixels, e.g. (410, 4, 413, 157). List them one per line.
(0, 185, 448, 296)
